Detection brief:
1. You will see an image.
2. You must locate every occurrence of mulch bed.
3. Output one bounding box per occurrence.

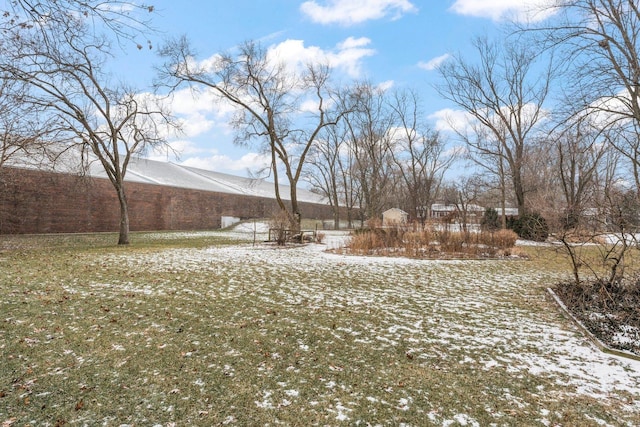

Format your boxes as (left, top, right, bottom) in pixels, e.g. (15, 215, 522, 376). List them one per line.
(553, 279, 640, 356)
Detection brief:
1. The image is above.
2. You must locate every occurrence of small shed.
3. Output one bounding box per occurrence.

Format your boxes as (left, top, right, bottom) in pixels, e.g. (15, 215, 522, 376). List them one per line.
(382, 208, 408, 226)
(498, 207, 520, 218)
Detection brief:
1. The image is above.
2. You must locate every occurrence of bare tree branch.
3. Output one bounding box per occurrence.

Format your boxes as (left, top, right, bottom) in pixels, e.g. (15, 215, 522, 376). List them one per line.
(159, 37, 340, 231)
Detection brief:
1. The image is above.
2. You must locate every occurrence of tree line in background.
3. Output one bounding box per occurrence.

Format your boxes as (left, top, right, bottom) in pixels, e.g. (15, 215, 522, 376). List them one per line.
(0, 0, 639, 263)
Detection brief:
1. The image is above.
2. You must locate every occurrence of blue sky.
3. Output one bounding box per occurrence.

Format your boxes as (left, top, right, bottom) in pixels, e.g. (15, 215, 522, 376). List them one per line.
(117, 0, 555, 177)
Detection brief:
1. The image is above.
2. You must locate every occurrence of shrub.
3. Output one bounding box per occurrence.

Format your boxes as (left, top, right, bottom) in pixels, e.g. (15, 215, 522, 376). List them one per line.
(438, 230, 464, 253)
(403, 229, 435, 256)
(351, 228, 397, 249)
(481, 207, 501, 231)
(495, 229, 518, 249)
(480, 229, 518, 249)
(353, 227, 372, 235)
(382, 226, 404, 247)
(403, 229, 432, 246)
(509, 212, 549, 242)
(347, 224, 518, 258)
(348, 231, 382, 253)
(367, 217, 382, 229)
(269, 210, 292, 245)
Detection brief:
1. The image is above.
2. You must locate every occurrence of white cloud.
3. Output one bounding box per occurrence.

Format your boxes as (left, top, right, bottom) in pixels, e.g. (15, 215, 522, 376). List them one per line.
(166, 87, 236, 139)
(267, 39, 328, 74)
(177, 114, 214, 138)
(328, 37, 376, 77)
(197, 53, 224, 74)
(300, 98, 322, 113)
(430, 103, 550, 137)
(337, 36, 368, 50)
(169, 87, 227, 116)
(300, 0, 417, 26)
(377, 80, 394, 91)
(195, 36, 375, 90)
(580, 92, 636, 130)
(449, 0, 558, 23)
(267, 37, 375, 78)
(418, 53, 450, 71)
(429, 108, 474, 134)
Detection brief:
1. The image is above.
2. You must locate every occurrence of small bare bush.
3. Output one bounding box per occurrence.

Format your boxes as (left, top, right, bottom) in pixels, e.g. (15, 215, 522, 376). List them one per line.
(480, 229, 518, 250)
(438, 230, 465, 253)
(403, 230, 428, 257)
(404, 229, 433, 246)
(367, 217, 382, 229)
(381, 227, 405, 248)
(403, 231, 421, 245)
(349, 231, 382, 254)
(269, 210, 292, 245)
(495, 229, 518, 249)
(346, 224, 518, 259)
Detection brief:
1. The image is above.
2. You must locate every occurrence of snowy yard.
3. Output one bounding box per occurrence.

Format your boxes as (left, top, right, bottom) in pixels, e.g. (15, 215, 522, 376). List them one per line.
(1, 227, 639, 426)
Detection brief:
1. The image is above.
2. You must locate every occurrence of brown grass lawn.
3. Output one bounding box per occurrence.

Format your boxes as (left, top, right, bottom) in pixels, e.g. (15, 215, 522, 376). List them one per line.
(1, 230, 639, 426)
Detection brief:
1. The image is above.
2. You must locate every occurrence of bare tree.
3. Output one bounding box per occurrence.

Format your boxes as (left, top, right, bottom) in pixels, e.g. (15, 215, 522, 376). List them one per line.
(522, 0, 640, 286)
(0, 77, 54, 169)
(555, 120, 610, 228)
(555, 181, 638, 286)
(305, 125, 344, 229)
(1, 1, 155, 48)
(305, 86, 367, 229)
(550, 125, 636, 286)
(604, 122, 640, 197)
(387, 88, 453, 224)
(2, 8, 176, 245)
(536, 0, 640, 195)
(306, 86, 455, 229)
(342, 81, 396, 222)
(305, 110, 364, 230)
(436, 36, 553, 217)
(441, 176, 481, 233)
(159, 38, 340, 231)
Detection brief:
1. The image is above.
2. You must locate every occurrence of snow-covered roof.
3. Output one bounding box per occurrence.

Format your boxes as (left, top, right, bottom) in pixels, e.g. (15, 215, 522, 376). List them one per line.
(431, 204, 485, 213)
(5, 147, 328, 205)
(494, 207, 519, 216)
(431, 204, 456, 212)
(382, 208, 408, 215)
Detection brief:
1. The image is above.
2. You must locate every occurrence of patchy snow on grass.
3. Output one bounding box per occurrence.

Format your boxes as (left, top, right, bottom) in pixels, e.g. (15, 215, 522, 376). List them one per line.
(613, 325, 640, 347)
(98, 229, 640, 403)
(230, 221, 271, 234)
(14, 225, 635, 425)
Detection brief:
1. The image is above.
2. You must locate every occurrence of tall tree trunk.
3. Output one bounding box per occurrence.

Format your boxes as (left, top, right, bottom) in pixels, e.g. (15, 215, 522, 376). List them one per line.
(332, 193, 340, 230)
(500, 182, 507, 229)
(498, 157, 507, 229)
(513, 170, 526, 217)
(116, 186, 130, 245)
(287, 165, 301, 232)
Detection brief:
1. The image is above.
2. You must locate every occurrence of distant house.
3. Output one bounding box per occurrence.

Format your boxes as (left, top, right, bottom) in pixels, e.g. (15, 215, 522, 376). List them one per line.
(382, 208, 408, 226)
(430, 204, 485, 224)
(430, 204, 457, 220)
